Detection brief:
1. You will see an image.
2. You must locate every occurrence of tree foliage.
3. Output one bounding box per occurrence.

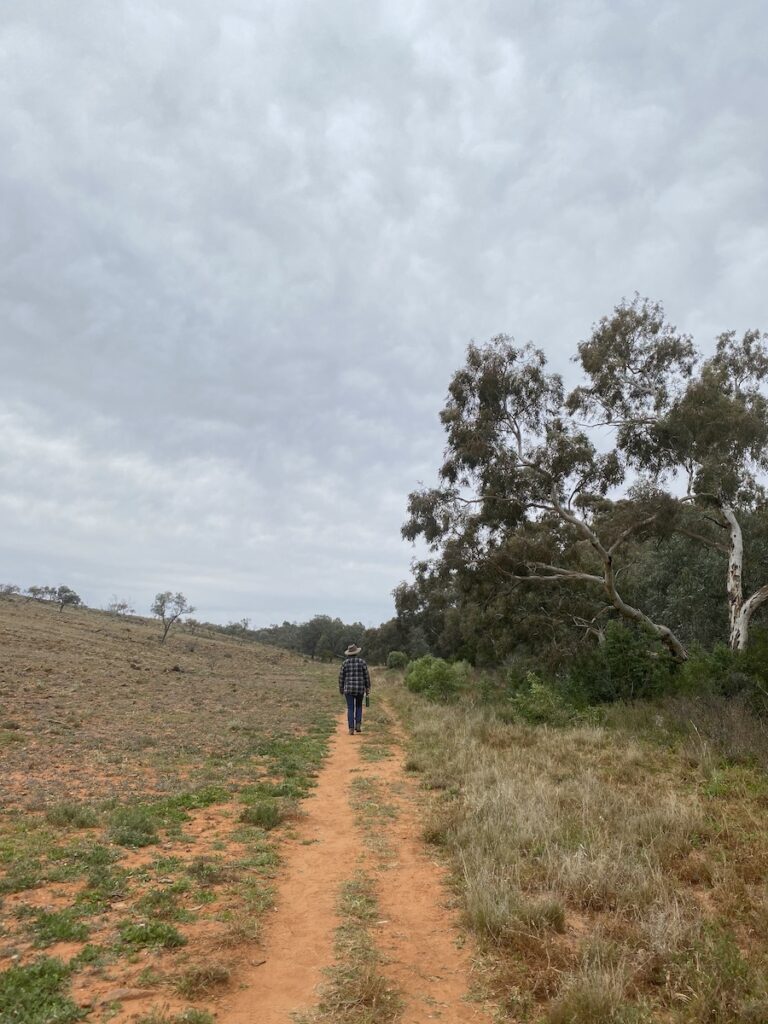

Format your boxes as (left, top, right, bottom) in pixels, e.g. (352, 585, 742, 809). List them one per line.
(151, 592, 195, 643)
(402, 297, 768, 665)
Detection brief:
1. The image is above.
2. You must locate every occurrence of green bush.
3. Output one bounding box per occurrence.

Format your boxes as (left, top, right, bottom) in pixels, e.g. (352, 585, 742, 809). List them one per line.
(567, 622, 675, 704)
(386, 651, 408, 670)
(509, 673, 575, 726)
(404, 656, 463, 703)
(676, 634, 768, 715)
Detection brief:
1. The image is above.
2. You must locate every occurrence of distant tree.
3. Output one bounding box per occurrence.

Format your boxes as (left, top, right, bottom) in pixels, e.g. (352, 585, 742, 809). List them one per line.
(56, 586, 83, 612)
(0, 584, 20, 597)
(107, 596, 135, 616)
(151, 591, 195, 643)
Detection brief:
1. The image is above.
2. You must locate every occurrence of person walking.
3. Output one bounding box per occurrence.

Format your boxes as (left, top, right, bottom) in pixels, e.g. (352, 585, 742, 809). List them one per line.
(339, 642, 371, 735)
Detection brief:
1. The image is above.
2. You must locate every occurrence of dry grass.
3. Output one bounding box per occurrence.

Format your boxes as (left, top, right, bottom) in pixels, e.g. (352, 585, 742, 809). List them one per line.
(393, 689, 768, 1022)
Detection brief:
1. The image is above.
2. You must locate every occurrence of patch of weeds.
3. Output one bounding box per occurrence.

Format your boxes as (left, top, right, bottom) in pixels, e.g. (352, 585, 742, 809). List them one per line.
(136, 887, 191, 922)
(239, 799, 283, 830)
(349, 777, 398, 824)
(0, 956, 83, 1024)
(108, 786, 230, 849)
(359, 743, 392, 763)
(117, 920, 187, 950)
(0, 860, 44, 895)
(175, 962, 230, 997)
(44, 802, 100, 829)
(187, 856, 239, 886)
(108, 805, 159, 848)
(69, 943, 106, 969)
(18, 907, 90, 948)
(152, 855, 185, 873)
(241, 778, 307, 800)
(338, 878, 378, 923)
(76, 864, 130, 911)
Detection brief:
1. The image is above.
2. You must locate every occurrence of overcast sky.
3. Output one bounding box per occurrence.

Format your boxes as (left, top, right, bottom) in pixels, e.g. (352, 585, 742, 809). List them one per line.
(2, 0, 767, 627)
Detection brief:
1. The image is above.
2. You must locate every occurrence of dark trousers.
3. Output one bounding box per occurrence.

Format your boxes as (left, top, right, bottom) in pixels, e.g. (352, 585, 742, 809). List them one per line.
(345, 693, 364, 731)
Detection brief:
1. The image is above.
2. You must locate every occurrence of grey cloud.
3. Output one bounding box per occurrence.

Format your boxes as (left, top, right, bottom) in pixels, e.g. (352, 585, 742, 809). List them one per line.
(1, 0, 767, 624)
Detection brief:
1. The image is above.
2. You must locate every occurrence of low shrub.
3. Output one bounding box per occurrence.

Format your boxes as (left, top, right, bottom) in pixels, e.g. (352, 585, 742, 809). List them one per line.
(404, 656, 464, 703)
(386, 650, 408, 670)
(239, 800, 283, 830)
(509, 674, 575, 726)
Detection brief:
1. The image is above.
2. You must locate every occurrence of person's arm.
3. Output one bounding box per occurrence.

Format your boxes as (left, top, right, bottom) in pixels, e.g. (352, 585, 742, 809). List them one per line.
(363, 661, 371, 694)
(339, 662, 346, 694)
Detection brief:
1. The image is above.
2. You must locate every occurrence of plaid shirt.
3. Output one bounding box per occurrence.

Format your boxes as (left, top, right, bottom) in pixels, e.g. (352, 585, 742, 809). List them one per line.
(339, 656, 371, 696)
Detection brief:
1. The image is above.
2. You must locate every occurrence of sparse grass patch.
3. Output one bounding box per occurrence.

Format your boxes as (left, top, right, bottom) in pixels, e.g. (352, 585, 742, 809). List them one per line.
(136, 886, 191, 922)
(186, 856, 239, 886)
(297, 875, 401, 1024)
(44, 802, 100, 829)
(175, 962, 231, 998)
(137, 1011, 215, 1024)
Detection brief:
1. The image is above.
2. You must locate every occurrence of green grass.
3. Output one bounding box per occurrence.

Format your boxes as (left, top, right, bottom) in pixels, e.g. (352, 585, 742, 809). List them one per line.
(117, 920, 187, 950)
(0, 957, 83, 1024)
(107, 786, 230, 848)
(18, 907, 89, 949)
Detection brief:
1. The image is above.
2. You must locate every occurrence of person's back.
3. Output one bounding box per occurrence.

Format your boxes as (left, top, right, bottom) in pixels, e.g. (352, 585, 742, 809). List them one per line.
(339, 643, 371, 734)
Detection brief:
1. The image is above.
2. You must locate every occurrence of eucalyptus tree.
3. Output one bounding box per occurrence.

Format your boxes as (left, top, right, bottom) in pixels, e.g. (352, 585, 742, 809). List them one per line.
(403, 336, 689, 660)
(569, 296, 768, 649)
(151, 591, 195, 643)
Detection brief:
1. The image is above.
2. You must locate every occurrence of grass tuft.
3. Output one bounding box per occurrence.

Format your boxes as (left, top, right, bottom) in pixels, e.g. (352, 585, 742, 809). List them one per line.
(117, 920, 186, 950)
(239, 799, 283, 830)
(44, 803, 100, 829)
(175, 963, 231, 998)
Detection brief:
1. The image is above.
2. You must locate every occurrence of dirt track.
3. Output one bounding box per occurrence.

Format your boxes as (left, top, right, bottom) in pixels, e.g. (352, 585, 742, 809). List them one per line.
(216, 710, 491, 1023)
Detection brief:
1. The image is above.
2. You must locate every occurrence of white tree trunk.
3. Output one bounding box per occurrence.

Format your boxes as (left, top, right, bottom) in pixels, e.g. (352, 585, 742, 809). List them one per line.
(722, 505, 745, 650)
(733, 585, 768, 651)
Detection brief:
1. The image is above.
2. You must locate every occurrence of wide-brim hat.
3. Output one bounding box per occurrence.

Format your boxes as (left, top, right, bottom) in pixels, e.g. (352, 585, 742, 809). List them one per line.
(344, 643, 362, 656)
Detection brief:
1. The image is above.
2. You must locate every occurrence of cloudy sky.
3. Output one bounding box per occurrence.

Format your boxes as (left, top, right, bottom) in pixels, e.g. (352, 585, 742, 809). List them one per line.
(2, 0, 766, 626)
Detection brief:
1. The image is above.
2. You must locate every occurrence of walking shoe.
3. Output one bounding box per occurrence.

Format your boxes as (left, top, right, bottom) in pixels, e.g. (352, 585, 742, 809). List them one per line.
(349, 729, 355, 736)
(355, 725, 362, 733)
